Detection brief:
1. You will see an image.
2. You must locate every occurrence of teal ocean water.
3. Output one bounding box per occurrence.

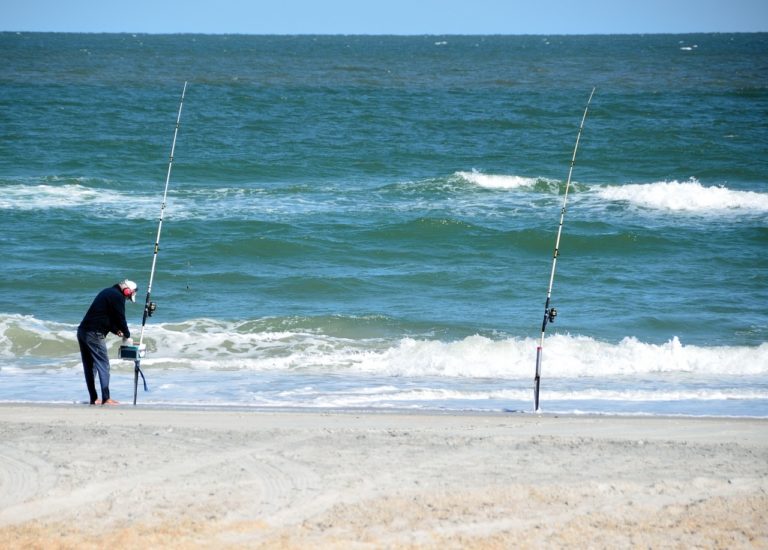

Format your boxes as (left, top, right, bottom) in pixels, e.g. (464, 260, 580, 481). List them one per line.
(1, 33, 767, 415)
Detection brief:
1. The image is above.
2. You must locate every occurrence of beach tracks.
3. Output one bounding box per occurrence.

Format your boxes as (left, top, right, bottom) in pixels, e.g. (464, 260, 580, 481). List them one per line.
(0, 416, 318, 532)
(0, 438, 58, 514)
(0, 407, 766, 548)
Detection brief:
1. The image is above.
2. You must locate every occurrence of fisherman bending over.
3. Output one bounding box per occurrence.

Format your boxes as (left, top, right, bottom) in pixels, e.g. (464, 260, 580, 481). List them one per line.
(77, 279, 137, 405)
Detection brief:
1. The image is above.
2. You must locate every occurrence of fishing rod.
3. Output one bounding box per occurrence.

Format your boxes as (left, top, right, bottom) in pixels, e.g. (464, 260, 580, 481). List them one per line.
(533, 87, 595, 413)
(118, 81, 187, 406)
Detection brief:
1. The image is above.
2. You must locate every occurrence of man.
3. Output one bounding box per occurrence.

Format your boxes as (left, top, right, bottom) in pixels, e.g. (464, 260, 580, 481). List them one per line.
(77, 279, 137, 405)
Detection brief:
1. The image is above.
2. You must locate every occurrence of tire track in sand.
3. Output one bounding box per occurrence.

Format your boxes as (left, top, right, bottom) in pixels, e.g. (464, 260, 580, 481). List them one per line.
(0, 443, 57, 513)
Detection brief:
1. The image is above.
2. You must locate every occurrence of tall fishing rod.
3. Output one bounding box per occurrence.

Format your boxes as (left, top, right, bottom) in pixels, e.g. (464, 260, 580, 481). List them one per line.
(120, 82, 187, 406)
(533, 87, 595, 413)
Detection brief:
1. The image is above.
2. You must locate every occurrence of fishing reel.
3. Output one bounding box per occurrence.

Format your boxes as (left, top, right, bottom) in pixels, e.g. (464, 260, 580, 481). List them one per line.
(547, 307, 557, 323)
(145, 301, 157, 317)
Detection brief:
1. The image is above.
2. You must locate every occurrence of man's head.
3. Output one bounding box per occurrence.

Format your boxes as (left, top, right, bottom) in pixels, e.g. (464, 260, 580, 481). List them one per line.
(119, 279, 138, 303)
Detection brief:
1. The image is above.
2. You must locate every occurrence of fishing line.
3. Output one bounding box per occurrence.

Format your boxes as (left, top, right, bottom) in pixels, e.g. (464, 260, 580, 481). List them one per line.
(533, 87, 595, 413)
(119, 81, 187, 406)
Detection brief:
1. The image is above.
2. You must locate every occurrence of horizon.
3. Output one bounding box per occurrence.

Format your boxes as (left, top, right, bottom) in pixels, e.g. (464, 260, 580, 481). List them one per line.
(5, 30, 766, 36)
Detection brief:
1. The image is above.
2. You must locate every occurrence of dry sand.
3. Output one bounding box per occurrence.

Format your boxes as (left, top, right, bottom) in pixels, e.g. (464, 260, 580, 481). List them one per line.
(0, 404, 766, 549)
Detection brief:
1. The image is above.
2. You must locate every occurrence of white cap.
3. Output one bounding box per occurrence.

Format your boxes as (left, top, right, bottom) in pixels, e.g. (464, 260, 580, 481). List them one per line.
(120, 279, 138, 302)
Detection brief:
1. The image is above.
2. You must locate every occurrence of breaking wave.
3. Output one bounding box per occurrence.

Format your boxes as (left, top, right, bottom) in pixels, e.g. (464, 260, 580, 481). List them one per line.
(2, 314, 765, 379)
(595, 179, 768, 213)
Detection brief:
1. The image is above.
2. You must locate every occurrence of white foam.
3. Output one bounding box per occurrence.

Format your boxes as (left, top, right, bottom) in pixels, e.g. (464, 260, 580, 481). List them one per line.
(0, 182, 352, 221)
(266, 386, 768, 409)
(100, 324, 768, 379)
(354, 333, 768, 378)
(455, 170, 540, 190)
(0, 183, 171, 219)
(0, 183, 106, 210)
(595, 179, 768, 213)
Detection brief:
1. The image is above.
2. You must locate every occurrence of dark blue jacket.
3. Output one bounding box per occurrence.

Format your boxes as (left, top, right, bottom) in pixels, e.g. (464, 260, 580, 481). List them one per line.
(78, 285, 131, 338)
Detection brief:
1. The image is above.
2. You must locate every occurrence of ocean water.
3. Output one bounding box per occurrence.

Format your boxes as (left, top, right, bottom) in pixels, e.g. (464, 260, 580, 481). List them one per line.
(1, 33, 767, 415)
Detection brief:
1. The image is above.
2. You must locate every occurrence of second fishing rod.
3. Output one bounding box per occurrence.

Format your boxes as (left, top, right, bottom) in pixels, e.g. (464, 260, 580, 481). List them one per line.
(533, 87, 595, 413)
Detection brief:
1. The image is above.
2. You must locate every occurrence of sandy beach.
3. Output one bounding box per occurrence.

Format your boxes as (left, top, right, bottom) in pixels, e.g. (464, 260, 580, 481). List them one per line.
(0, 405, 766, 549)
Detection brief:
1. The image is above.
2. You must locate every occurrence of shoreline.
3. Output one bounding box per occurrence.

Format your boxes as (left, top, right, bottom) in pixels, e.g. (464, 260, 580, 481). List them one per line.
(3, 399, 768, 420)
(1, 404, 766, 548)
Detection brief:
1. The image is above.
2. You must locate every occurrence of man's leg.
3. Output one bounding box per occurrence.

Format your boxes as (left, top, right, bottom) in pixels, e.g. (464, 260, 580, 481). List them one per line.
(86, 332, 112, 403)
(78, 331, 99, 404)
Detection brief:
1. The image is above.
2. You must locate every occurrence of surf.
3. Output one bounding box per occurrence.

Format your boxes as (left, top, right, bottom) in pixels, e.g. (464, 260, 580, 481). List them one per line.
(3, 314, 767, 379)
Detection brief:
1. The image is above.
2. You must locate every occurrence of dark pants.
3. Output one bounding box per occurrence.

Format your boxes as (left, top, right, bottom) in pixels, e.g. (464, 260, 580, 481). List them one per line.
(77, 329, 111, 404)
